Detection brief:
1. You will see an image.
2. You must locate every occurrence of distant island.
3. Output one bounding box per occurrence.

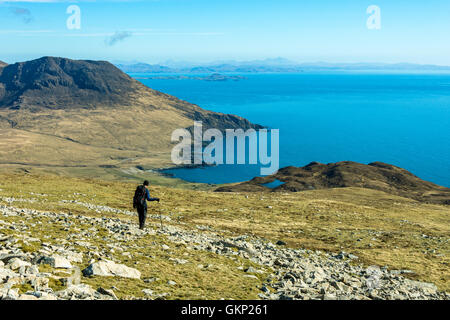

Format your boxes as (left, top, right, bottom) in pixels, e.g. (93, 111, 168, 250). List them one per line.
(134, 73, 247, 82)
(116, 58, 450, 74)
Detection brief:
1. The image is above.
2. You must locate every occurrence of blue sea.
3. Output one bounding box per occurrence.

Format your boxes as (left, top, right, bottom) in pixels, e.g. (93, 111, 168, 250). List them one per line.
(133, 73, 450, 187)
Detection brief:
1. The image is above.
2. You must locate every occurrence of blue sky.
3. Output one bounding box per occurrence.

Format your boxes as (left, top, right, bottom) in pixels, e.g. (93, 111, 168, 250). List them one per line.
(0, 0, 449, 65)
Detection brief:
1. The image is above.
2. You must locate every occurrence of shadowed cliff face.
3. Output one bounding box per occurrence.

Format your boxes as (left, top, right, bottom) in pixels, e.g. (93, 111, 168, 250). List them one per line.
(0, 57, 261, 170)
(216, 161, 450, 205)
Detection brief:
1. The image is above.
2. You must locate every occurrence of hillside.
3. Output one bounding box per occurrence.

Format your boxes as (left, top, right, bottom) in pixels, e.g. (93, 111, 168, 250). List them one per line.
(0, 61, 6, 68)
(215, 161, 450, 205)
(0, 57, 261, 177)
(0, 172, 449, 299)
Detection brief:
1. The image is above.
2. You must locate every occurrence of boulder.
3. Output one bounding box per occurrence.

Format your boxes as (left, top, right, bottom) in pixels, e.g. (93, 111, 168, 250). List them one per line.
(0, 268, 18, 282)
(0, 287, 19, 300)
(8, 258, 31, 271)
(38, 255, 73, 269)
(142, 289, 153, 296)
(18, 294, 39, 300)
(0, 254, 27, 264)
(82, 260, 141, 279)
(97, 287, 118, 300)
(61, 284, 96, 299)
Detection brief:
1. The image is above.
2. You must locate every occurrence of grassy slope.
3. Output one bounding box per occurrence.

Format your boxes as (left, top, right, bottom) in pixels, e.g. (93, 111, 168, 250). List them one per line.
(0, 172, 448, 292)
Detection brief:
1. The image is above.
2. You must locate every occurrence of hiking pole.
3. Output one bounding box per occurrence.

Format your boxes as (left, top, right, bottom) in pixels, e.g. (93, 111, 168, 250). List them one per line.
(158, 204, 163, 230)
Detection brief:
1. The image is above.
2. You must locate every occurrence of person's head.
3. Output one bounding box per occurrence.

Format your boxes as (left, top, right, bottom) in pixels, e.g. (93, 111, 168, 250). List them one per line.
(143, 180, 149, 188)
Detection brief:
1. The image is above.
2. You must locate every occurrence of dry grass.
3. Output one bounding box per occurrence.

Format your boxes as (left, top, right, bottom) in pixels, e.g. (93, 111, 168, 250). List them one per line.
(0, 172, 449, 292)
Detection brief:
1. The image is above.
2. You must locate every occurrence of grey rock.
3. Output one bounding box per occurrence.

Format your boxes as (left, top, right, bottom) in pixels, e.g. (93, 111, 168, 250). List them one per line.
(82, 260, 141, 279)
(97, 287, 118, 300)
(38, 255, 73, 269)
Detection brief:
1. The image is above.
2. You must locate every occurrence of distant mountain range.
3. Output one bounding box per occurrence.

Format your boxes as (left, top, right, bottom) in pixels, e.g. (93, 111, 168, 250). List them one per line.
(134, 74, 247, 82)
(116, 58, 450, 74)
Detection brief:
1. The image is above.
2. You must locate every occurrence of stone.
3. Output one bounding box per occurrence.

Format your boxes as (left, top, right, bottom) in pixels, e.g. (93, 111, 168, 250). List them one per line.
(167, 280, 177, 286)
(0, 268, 18, 282)
(82, 260, 141, 279)
(0, 253, 27, 264)
(0, 288, 19, 300)
(244, 267, 258, 273)
(97, 287, 118, 300)
(142, 289, 153, 296)
(261, 286, 270, 293)
(405, 280, 438, 294)
(63, 251, 84, 263)
(169, 258, 188, 265)
(31, 276, 49, 290)
(38, 255, 73, 269)
(276, 240, 287, 246)
(7, 258, 31, 271)
(323, 294, 337, 300)
(62, 284, 96, 299)
(18, 294, 39, 300)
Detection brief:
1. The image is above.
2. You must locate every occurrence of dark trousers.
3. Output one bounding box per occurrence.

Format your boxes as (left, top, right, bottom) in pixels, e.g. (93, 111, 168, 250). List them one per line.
(137, 206, 147, 229)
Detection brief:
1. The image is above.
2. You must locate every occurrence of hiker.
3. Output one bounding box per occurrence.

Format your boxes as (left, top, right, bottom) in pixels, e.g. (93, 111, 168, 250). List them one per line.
(133, 180, 160, 229)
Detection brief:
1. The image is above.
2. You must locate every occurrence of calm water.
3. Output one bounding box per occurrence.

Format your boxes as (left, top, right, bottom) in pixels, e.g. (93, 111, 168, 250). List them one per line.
(134, 73, 450, 187)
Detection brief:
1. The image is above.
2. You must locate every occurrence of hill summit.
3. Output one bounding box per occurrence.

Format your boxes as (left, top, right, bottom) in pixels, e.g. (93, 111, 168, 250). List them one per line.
(0, 57, 261, 172)
(0, 56, 142, 110)
(216, 161, 450, 204)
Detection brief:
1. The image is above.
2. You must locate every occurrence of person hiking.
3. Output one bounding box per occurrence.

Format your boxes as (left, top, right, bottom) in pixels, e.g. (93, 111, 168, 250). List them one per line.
(133, 180, 160, 230)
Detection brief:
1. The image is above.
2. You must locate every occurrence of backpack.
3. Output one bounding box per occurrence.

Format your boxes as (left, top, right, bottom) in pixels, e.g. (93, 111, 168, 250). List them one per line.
(133, 185, 147, 209)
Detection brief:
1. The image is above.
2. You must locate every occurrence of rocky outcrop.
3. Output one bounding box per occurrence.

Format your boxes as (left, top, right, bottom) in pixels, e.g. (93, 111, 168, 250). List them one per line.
(216, 161, 450, 205)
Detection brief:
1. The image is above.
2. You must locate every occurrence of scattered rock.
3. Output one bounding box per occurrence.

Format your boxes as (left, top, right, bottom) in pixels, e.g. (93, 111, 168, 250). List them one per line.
(1, 201, 447, 301)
